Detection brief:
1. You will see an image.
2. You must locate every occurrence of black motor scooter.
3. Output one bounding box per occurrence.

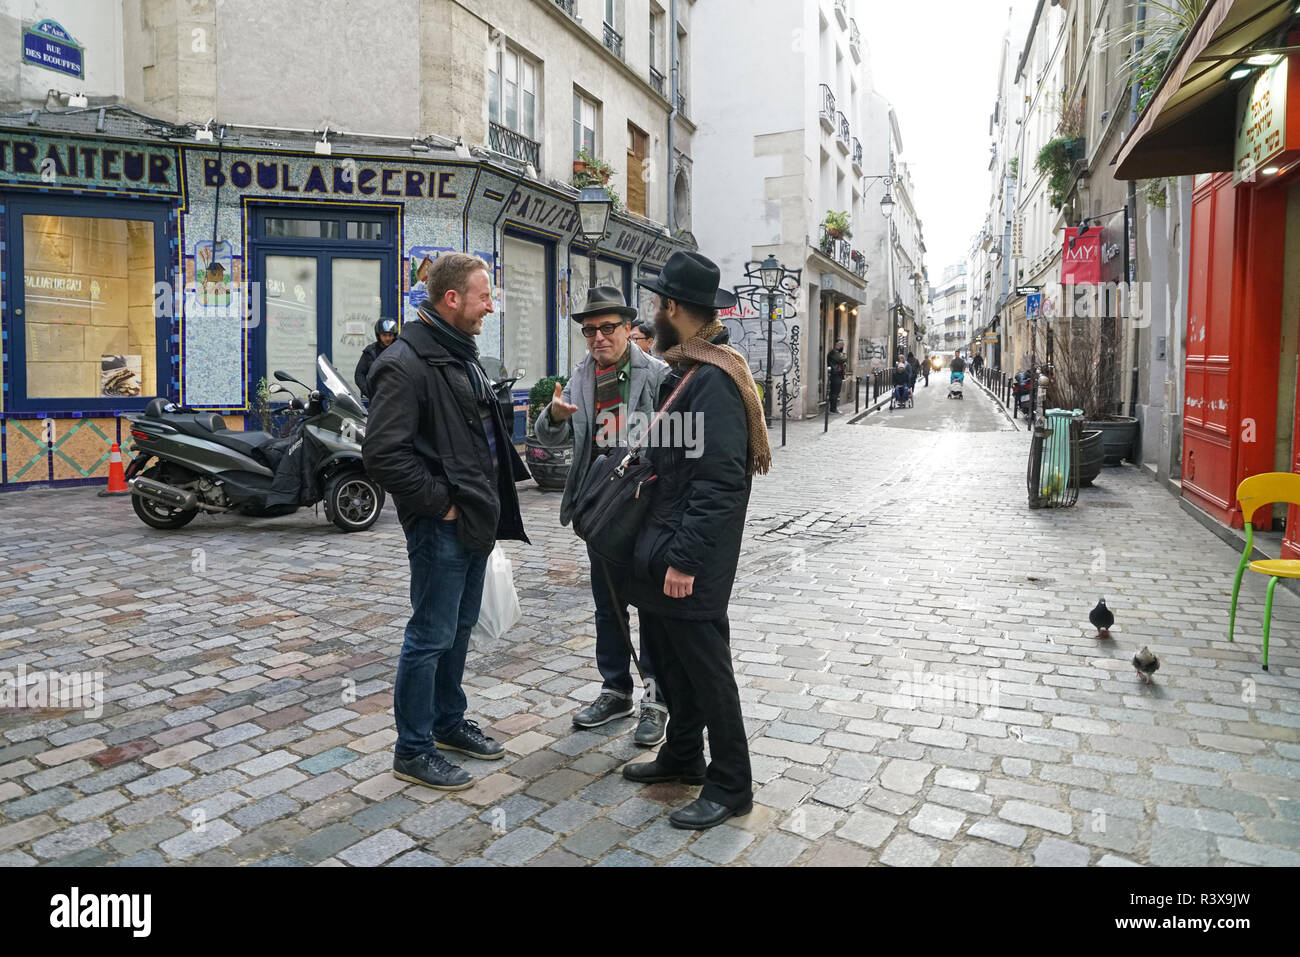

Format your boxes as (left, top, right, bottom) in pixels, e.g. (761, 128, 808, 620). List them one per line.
(124, 355, 384, 532)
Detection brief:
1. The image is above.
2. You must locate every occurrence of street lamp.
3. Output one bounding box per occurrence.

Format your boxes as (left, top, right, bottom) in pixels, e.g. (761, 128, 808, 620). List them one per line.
(863, 173, 895, 216)
(576, 184, 613, 288)
(735, 256, 802, 422)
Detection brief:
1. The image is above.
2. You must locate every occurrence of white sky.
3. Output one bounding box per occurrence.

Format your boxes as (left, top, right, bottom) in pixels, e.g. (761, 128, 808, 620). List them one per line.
(860, 0, 1038, 275)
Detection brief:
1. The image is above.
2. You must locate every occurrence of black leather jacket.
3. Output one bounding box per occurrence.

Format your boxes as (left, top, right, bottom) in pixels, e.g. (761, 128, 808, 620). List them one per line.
(362, 317, 529, 555)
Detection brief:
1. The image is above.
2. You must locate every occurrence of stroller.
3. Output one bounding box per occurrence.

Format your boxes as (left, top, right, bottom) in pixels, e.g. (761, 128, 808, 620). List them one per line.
(948, 370, 964, 399)
(889, 381, 914, 411)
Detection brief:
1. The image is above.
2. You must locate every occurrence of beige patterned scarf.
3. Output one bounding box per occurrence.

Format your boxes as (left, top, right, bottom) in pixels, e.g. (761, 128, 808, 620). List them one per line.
(662, 319, 772, 476)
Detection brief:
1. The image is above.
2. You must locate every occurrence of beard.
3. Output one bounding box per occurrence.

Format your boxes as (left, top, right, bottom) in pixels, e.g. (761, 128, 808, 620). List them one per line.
(653, 308, 680, 353)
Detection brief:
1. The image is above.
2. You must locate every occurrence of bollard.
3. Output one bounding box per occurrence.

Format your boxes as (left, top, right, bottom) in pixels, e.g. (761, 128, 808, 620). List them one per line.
(855, 376, 861, 414)
(781, 374, 788, 447)
(824, 366, 831, 433)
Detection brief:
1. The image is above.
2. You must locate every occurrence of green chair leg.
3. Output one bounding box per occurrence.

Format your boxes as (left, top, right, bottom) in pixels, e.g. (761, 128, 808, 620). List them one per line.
(1262, 576, 1277, 672)
(1229, 552, 1249, 644)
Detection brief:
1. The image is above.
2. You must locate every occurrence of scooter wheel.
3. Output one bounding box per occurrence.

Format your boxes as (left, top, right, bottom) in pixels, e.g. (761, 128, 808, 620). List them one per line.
(131, 466, 199, 530)
(324, 472, 385, 532)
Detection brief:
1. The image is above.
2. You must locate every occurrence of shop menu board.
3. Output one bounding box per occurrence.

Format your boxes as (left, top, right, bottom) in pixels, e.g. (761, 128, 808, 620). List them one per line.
(504, 237, 548, 392)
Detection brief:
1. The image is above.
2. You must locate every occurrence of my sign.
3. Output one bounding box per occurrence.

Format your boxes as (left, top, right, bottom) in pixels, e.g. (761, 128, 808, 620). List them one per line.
(23, 19, 83, 79)
(1062, 227, 1101, 285)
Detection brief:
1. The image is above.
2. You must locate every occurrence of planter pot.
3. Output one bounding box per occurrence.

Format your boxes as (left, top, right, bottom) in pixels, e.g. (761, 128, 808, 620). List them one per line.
(524, 436, 571, 491)
(1083, 416, 1138, 465)
(1078, 429, 1104, 486)
(826, 227, 845, 240)
(573, 160, 587, 175)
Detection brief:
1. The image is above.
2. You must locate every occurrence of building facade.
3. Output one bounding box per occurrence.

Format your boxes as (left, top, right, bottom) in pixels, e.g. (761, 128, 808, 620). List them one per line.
(0, 0, 693, 490)
(692, 0, 911, 417)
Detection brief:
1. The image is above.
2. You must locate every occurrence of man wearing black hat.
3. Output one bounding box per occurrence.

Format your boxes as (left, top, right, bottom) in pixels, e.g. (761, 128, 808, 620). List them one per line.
(534, 286, 671, 746)
(621, 250, 771, 830)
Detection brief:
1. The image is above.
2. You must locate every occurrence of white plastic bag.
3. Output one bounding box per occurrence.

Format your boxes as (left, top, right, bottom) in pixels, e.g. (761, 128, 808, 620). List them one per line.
(471, 545, 521, 646)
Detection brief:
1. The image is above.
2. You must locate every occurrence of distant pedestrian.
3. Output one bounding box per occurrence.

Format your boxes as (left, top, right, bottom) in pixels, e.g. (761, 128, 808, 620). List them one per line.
(826, 338, 847, 413)
(906, 351, 919, 391)
(629, 318, 657, 355)
(354, 317, 398, 398)
(920, 353, 931, 387)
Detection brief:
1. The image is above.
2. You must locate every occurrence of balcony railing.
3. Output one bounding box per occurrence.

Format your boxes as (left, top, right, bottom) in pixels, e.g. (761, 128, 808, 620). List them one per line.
(488, 121, 540, 168)
(836, 111, 850, 151)
(552, 0, 574, 15)
(817, 225, 853, 272)
(603, 21, 624, 59)
(819, 84, 835, 131)
(649, 66, 665, 97)
(852, 254, 867, 279)
(850, 18, 862, 61)
(851, 137, 863, 171)
(676, 90, 687, 115)
(835, 0, 848, 28)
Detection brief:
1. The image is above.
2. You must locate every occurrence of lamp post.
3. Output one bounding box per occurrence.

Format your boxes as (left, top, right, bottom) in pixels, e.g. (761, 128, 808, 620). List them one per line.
(575, 184, 613, 290)
(735, 256, 801, 423)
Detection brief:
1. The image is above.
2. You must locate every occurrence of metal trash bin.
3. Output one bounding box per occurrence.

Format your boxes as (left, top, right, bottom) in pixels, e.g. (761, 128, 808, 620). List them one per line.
(1027, 409, 1082, 508)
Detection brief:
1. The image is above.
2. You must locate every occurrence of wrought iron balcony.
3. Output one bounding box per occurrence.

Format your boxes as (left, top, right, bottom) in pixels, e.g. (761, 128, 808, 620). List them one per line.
(676, 90, 687, 115)
(552, 0, 574, 15)
(851, 137, 863, 171)
(836, 111, 850, 152)
(850, 18, 862, 61)
(819, 84, 835, 132)
(852, 252, 867, 279)
(488, 121, 540, 168)
(817, 225, 853, 271)
(603, 21, 624, 59)
(834, 0, 848, 28)
(649, 66, 665, 97)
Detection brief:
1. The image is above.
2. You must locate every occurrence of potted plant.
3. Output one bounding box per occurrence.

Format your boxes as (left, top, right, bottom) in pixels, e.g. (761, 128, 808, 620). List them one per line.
(573, 148, 615, 187)
(524, 374, 573, 491)
(1046, 318, 1138, 469)
(824, 210, 852, 240)
(1035, 137, 1073, 210)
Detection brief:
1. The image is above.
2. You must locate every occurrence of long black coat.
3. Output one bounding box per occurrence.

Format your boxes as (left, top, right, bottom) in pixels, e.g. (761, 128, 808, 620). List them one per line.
(624, 336, 753, 621)
(354, 341, 385, 398)
(362, 317, 529, 555)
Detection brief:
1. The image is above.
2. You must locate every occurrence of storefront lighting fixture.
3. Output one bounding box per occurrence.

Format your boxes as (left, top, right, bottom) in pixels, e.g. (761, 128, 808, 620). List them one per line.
(315, 126, 332, 155)
(1262, 165, 1281, 175)
(1228, 66, 1253, 80)
(195, 119, 215, 143)
(1247, 53, 1281, 66)
(837, 303, 847, 311)
(62, 91, 88, 107)
(454, 137, 473, 159)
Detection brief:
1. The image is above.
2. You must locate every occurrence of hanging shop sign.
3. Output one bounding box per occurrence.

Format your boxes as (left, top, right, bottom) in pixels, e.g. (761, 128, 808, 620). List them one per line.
(0, 133, 180, 195)
(1061, 227, 1101, 285)
(23, 19, 83, 79)
(1234, 56, 1294, 184)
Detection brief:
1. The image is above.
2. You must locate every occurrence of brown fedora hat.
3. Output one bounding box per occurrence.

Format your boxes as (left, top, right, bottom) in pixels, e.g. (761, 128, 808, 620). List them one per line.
(571, 285, 639, 323)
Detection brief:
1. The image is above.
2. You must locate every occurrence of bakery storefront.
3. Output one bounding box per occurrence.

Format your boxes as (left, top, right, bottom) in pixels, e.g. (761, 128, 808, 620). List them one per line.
(0, 130, 182, 489)
(0, 116, 687, 489)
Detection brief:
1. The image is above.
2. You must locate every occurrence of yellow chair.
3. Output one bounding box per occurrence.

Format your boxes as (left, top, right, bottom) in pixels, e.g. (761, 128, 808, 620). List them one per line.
(1229, 471, 1300, 671)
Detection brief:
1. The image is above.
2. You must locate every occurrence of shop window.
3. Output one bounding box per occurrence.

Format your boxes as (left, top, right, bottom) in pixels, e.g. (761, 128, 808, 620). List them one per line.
(503, 235, 550, 392)
(265, 217, 340, 239)
(346, 221, 384, 240)
(21, 213, 159, 402)
(573, 90, 598, 158)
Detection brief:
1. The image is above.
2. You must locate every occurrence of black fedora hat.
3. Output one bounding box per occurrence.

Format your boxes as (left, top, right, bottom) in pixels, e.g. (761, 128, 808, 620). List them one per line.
(635, 250, 737, 309)
(571, 285, 639, 323)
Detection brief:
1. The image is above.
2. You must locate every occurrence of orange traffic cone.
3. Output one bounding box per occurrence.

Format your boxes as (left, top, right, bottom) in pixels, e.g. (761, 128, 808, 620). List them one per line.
(98, 443, 131, 497)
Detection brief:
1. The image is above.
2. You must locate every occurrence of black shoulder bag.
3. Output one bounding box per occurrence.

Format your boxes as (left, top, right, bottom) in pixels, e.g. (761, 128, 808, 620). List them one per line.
(571, 367, 697, 568)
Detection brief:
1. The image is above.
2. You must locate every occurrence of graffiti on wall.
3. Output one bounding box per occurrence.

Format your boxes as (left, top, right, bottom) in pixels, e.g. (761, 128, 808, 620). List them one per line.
(774, 324, 802, 415)
(858, 337, 888, 371)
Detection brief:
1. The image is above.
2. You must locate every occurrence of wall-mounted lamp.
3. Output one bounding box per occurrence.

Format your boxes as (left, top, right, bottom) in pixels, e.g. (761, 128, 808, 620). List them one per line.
(315, 125, 332, 155)
(195, 118, 215, 142)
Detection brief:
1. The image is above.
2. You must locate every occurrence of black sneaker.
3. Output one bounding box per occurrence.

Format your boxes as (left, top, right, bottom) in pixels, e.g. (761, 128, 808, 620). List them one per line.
(572, 692, 635, 728)
(633, 703, 668, 747)
(393, 751, 472, 790)
(435, 719, 504, 760)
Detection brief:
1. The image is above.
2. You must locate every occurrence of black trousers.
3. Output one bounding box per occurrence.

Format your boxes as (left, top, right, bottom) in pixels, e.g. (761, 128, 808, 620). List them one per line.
(639, 611, 751, 807)
(828, 376, 844, 410)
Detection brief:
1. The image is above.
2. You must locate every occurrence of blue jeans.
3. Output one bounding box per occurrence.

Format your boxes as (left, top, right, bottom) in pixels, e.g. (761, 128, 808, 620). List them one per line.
(589, 545, 660, 702)
(394, 516, 489, 759)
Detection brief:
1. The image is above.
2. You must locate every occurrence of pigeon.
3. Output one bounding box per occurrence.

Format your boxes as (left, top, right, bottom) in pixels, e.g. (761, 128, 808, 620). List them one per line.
(1089, 598, 1114, 638)
(1133, 647, 1160, 684)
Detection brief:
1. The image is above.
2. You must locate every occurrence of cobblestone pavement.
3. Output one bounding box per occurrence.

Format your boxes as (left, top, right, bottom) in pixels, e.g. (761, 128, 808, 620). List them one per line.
(1, 383, 1299, 867)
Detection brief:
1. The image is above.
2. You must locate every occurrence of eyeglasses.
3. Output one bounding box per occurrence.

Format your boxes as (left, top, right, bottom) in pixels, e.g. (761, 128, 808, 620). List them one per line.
(629, 333, 650, 342)
(581, 322, 625, 339)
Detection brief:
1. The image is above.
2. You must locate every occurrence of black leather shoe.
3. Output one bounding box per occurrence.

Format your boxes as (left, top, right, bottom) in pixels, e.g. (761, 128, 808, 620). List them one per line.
(435, 719, 504, 760)
(392, 752, 472, 791)
(622, 758, 706, 785)
(572, 692, 634, 729)
(668, 796, 753, 830)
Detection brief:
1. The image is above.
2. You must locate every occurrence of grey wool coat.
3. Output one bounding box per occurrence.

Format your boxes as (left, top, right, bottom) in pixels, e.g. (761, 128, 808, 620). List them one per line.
(533, 344, 669, 527)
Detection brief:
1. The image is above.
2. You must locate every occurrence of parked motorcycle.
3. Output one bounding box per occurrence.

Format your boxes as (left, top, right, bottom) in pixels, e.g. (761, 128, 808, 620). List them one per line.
(124, 355, 384, 532)
(483, 356, 525, 437)
(1012, 371, 1035, 418)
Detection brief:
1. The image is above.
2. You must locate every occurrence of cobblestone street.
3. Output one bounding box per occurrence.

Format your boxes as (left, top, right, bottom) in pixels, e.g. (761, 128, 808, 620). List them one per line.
(2, 382, 1299, 867)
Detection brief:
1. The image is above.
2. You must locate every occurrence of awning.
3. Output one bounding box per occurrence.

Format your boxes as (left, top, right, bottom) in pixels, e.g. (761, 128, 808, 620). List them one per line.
(1113, 0, 1295, 179)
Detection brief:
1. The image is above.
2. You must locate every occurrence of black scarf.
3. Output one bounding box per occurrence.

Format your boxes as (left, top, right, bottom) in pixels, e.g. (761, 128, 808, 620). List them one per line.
(417, 302, 494, 405)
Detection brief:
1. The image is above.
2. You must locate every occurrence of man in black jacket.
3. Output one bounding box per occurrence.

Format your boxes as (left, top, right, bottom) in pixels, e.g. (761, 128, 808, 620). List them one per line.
(354, 317, 398, 398)
(827, 338, 847, 413)
(621, 250, 769, 830)
(362, 253, 529, 792)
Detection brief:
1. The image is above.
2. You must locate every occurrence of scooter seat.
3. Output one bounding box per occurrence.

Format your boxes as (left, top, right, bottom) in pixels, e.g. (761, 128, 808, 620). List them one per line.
(209, 429, 276, 461)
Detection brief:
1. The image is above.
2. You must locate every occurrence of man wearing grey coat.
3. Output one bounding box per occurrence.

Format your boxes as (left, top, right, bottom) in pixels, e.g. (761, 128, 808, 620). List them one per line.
(534, 286, 670, 746)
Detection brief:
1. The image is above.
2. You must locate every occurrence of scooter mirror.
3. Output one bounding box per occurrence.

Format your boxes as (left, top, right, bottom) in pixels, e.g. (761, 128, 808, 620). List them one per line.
(514, 368, 526, 380)
(267, 383, 284, 394)
(273, 370, 301, 385)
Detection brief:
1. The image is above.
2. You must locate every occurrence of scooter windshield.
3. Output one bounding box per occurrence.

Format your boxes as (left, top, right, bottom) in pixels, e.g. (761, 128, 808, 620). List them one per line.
(318, 355, 367, 418)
